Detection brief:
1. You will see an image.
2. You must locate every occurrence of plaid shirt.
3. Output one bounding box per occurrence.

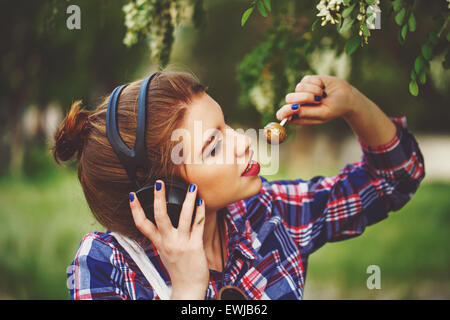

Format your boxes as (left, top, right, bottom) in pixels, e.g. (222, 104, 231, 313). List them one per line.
(68, 117, 424, 300)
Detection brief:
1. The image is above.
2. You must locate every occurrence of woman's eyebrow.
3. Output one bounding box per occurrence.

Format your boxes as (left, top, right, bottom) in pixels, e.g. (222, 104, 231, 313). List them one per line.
(201, 127, 220, 154)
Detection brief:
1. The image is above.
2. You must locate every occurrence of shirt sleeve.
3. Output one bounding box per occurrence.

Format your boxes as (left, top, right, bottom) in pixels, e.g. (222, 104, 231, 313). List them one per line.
(266, 117, 425, 256)
(67, 233, 136, 300)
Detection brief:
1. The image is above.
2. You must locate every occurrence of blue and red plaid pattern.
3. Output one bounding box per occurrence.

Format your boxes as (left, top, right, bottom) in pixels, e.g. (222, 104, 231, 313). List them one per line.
(67, 117, 425, 300)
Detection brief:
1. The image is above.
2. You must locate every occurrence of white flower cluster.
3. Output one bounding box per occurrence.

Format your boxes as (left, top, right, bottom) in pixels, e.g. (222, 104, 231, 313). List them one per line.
(122, 0, 193, 47)
(123, 0, 153, 47)
(316, 0, 345, 26)
(316, 0, 381, 29)
(365, 3, 381, 30)
(249, 80, 275, 114)
(122, 0, 194, 64)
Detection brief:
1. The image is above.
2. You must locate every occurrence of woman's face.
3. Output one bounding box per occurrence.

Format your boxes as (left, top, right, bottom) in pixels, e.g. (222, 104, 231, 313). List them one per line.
(177, 93, 262, 212)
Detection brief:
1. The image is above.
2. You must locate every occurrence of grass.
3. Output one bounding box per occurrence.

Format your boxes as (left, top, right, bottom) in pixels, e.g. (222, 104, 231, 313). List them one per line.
(0, 167, 449, 299)
(0, 167, 104, 299)
(304, 181, 450, 299)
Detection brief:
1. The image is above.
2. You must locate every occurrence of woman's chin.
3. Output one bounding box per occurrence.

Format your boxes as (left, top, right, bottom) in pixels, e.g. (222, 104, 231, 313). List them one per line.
(239, 175, 262, 198)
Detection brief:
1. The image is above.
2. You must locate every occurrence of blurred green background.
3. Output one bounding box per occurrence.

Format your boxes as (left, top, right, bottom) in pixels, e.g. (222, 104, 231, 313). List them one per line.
(1, 0, 449, 299)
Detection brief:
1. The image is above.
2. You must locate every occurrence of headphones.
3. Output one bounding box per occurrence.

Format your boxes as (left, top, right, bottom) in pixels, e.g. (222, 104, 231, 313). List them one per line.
(106, 73, 199, 228)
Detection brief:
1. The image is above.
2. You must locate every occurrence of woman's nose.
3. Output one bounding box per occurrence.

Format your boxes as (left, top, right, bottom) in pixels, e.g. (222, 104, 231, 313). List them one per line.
(235, 131, 251, 158)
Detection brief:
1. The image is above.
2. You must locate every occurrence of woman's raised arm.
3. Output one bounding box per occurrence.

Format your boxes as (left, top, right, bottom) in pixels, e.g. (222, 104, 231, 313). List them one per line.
(268, 75, 425, 256)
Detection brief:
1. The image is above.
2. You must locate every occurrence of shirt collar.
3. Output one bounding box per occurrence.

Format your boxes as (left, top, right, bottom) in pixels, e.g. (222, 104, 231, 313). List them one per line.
(224, 176, 277, 260)
(220, 203, 257, 260)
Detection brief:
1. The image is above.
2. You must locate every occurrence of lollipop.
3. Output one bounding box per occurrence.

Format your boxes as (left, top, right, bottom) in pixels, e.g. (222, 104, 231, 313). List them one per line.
(264, 118, 288, 145)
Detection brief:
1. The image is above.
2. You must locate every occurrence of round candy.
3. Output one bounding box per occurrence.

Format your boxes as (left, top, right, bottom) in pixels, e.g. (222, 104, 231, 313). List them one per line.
(264, 122, 286, 144)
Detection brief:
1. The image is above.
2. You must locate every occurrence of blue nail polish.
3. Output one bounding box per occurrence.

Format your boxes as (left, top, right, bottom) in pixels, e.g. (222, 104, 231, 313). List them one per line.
(189, 184, 196, 192)
(291, 104, 299, 110)
(155, 181, 162, 191)
(197, 198, 203, 206)
(129, 193, 135, 202)
(322, 91, 327, 98)
(314, 95, 322, 101)
(292, 113, 299, 120)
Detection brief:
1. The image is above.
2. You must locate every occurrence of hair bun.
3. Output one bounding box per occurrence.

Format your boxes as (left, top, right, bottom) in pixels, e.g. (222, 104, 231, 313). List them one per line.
(52, 101, 91, 164)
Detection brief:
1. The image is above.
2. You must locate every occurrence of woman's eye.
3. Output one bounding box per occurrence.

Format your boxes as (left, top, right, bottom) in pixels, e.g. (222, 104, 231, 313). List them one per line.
(208, 140, 222, 157)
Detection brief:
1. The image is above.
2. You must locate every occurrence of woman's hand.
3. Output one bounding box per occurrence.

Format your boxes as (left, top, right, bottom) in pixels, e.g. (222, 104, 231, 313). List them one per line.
(276, 74, 397, 147)
(276, 75, 358, 125)
(129, 181, 209, 300)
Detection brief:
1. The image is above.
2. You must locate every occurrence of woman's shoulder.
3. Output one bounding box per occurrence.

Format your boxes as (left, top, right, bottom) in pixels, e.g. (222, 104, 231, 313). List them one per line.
(74, 231, 121, 261)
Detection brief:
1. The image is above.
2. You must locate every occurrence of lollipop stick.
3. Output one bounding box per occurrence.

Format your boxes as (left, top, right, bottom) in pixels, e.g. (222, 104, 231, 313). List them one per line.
(280, 118, 287, 126)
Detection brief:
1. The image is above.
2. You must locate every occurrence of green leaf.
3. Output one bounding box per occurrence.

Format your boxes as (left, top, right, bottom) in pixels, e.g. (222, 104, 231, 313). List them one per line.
(409, 80, 419, 96)
(410, 70, 416, 80)
(343, 0, 352, 5)
(241, 7, 254, 26)
(263, 0, 271, 12)
(398, 28, 406, 45)
(414, 55, 425, 74)
(395, 8, 406, 26)
(418, 71, 426, 85)
(401, 24, 408, 41)
(366, 0, 375, 5)
(429, 31, 439, 44)
(340, 19, 354, 34)
(421, 44, 432, 60)
(342, 3, 356, 19)
(363, 23, 371, 37)
(446, 32, 450, 42)
(393, 0, 402, 12)
(312, 19, 321, 31)
(257, 1, 268, 17)
(345, 35, 361, 55)
(408, 14, 416, 32)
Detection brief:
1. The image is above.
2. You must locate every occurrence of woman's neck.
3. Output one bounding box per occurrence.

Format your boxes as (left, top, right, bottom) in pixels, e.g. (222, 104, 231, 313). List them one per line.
(202, 209, 226, 272)
(203, 209, 219, 250)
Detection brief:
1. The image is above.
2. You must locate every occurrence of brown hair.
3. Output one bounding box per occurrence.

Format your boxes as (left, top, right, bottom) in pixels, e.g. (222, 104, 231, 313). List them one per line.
(52, 70, 208, 238)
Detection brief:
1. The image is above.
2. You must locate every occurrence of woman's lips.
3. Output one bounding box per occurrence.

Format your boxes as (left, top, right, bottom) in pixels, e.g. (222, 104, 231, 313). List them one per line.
(241, 150, 260, 177)
(241, 150, 253, 176)
(241, 160, 260, 177)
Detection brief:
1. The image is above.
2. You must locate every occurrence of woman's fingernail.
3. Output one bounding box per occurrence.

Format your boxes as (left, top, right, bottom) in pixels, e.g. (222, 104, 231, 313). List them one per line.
(291, 104, 299, 110)
(197, 198, 203, 206)
(155, 181, 162, 191)
(129, 193, 135, 202)
(314, 95, 322, 101)
(322, 91, 327, 98)
(189, 184, 196, 192)
(322, 85, 325, 89)
(197, 216, 205, 224)
(292, 113, 299, 120)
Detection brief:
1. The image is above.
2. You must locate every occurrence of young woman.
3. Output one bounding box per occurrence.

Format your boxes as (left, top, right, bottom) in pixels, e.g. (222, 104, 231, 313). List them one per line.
(53, 70, 424, 300)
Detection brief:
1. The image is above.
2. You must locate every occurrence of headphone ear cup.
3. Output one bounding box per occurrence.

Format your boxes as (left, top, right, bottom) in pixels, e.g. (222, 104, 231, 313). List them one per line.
(135, 178, 199, 228)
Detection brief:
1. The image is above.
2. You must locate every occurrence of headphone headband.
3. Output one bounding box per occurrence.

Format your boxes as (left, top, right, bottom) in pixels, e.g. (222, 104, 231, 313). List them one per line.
(106, 73, 158, 189)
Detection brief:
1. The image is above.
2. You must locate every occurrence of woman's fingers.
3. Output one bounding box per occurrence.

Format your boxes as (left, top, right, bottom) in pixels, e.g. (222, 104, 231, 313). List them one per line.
(129, 192, 161, 246)
(153, 180, 174, 235)
(177, 183, 198, 234)
(276, 103, 329, 122)
(275, 75, 332, 123)
(295, 82, 324, 96)
(191, 197, 205, 242)
(297, 75, 326, 90)
(285, 92, 321, 106)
